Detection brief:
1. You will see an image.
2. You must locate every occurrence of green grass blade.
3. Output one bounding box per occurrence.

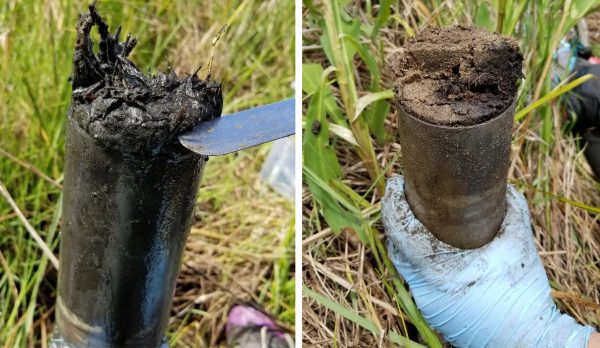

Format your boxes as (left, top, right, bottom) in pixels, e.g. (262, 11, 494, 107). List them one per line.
(515, 74, 594, 122)
(322, 0, 384, 191)
(370, 0, 392, 38)
(303, 285, 427, 348)
(352, 90, 394, 123)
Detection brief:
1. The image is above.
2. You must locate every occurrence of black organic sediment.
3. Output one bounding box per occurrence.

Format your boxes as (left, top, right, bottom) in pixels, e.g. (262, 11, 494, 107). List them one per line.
(58, 122, 204, 347)
(57, 4, 222, 347)
(70, 3, 222, 156)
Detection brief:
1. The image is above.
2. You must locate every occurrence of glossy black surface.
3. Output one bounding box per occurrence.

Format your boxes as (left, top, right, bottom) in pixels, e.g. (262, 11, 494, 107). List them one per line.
(58, 118, 205, 347)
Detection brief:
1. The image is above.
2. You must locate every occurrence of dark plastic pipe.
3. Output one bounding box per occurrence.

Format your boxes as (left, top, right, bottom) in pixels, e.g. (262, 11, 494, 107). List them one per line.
(54, 5, 222, 347)
(57, 118, 206, 347)
(396, 101, 515, 249)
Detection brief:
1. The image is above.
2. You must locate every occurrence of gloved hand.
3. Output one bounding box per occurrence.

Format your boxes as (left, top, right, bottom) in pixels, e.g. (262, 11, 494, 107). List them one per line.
(382, 175, 597, 348)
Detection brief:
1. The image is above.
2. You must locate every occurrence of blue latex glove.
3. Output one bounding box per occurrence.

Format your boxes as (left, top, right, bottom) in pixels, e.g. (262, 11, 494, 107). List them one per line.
(382, 175, 596, 348)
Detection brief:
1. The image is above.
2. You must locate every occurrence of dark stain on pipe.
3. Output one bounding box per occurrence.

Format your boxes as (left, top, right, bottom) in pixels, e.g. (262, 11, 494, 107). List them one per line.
(392, 26, 523, 249)
(57, 4, 222, 347)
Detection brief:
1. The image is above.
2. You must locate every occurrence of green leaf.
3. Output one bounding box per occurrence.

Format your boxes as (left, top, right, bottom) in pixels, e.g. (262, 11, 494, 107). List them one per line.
(303, 167, 361, 217)
(340, 34, 381, 90)
(366, 99, 390, 143)
(515, 74, 594, 122)
(352, 90, 395, 123)
(339, 34, 389, 142)
(302, 0, 319, 16)
(302, 63, 323, 96)
(303, 167, 364, 237)
(371, 0, 392, 38)
(302, 63, 346, 125)
(322, 0, 385, 192)
(303, 285, 427, 348)
(319, 16, 360, 67)
(330, 179, 371, 210)
(503, 0, 529, 36)
(570, 0, 600, 21)
(303, 68, 362, 234)
(303, 67, 342, 180)
(474, 2, 493, 31)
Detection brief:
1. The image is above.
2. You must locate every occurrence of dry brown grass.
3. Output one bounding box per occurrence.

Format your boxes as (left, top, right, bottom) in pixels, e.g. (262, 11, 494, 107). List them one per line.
(128, 1, 297, 345)
(510, 115, 600, 326)
(302, 6, 600, 348)
(167, 148, 294, 347)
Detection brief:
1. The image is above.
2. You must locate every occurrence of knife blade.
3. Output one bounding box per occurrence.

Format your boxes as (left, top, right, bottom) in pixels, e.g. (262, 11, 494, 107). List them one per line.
(178, 98, 295, 156)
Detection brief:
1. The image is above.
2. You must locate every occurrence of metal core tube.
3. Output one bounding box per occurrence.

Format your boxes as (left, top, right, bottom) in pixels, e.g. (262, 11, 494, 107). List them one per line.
(396, 101, 515, 249)
(56, 118, 206, 347)
(392, 26, 522, 249)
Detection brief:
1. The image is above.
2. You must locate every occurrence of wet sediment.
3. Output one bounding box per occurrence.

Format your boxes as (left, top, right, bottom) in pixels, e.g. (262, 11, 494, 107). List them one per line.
(70, 3, 222, 155)
(57, 4, 222, 347)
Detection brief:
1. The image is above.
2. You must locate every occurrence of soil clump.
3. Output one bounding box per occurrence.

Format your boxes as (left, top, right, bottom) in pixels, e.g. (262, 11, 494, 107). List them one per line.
(393, 26, 522, 126)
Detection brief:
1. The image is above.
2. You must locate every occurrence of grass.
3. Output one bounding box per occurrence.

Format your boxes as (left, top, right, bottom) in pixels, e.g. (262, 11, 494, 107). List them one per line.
(0, 0, 294, 347)
(302, 0, 600, 346)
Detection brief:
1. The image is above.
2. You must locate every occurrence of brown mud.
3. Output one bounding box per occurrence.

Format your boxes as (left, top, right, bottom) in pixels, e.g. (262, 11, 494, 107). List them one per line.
(392, 26, 522, 126)
(70, 3, 222, 155)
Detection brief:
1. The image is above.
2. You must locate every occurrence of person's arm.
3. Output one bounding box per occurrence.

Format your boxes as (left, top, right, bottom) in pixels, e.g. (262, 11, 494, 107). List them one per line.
(382, 175, 598, 348)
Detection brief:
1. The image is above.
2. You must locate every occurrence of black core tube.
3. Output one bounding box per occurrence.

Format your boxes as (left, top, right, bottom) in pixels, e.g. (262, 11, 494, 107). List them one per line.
(392, 26, 522, 249)
(58, 120, 204, 347)
(56, 4, 222, 347)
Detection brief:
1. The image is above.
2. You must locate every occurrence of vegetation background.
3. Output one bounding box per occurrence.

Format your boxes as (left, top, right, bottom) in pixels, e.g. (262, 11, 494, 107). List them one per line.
(0, 0, 294, 347)
(302, 0, 600, 346)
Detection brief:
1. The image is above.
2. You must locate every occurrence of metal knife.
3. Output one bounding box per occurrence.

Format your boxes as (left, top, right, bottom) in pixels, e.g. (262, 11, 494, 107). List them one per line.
(178, 98, 295, 156)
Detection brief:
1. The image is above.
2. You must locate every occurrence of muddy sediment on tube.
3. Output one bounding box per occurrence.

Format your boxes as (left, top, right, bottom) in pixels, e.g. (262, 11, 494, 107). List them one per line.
(70, 3, 222, 155)
(392, 26, 522, 126)
(57, 4, 222, 347)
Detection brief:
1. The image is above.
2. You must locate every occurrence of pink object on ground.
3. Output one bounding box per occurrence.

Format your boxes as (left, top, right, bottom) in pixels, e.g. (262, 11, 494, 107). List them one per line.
(226, 304, 280, 335)
(225, 303, 294, 348)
